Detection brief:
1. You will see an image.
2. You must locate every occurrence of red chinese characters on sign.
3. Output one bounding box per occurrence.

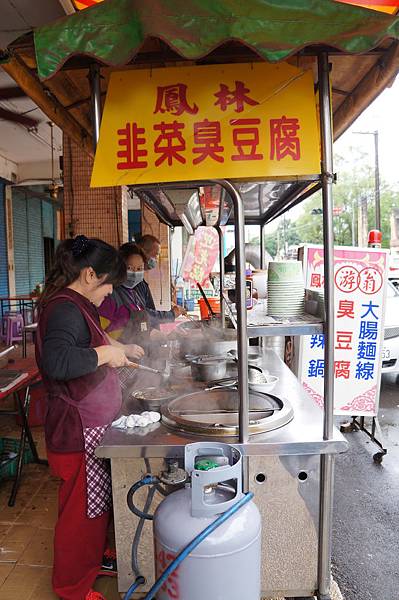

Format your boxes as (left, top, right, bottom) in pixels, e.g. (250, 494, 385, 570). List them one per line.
(154, 121, 186, 166)
(115, 81, 303, 170)
(310, 273, 324, 289)
(335, 265, 359, 293)
(214, 81, 259, 113)
(334, 360, 351, 379)
(117, 123, 148, 170)
(230, 119, 263, 161)
(270, 116, 301, 161)
(193, 119, 224, 164)
(335, 331, 353, 351)
(337, 300, 355, 319)
(154, 84, 199, 116)
(358, 267, 383, 295)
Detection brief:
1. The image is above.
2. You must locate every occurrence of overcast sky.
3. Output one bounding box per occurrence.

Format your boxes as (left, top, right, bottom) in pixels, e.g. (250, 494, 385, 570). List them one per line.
(334, 75, 399, 188)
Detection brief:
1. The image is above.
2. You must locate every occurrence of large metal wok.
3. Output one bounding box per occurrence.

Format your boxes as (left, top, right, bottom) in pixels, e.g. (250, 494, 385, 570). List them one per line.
(161, 388, 294, 436)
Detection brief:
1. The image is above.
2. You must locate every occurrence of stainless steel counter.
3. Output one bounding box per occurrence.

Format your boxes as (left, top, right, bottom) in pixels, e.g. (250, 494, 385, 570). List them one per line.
(97, 349, 347, 459)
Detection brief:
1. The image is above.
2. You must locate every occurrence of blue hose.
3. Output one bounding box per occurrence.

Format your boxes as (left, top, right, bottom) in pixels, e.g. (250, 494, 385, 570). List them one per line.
(127, 475, 160, 520)
(141, 491, 254, 600)
(124, 576, 145, 599)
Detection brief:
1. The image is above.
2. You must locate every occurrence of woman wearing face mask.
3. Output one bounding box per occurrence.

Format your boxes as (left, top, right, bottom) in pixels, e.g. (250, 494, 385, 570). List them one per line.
(134, 235, 185, 324)
(35, 235, 145, 600)
(98, 243, 156, 349)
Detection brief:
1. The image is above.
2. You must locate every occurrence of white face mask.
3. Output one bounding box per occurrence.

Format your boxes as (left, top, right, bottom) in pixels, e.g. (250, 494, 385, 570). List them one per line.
(124, 270, 144, 289)
(147, 257, 157, 270)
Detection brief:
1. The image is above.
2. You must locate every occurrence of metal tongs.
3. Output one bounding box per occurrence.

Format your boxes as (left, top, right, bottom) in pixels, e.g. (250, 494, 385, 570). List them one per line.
(128, 362, 170, 384)
(129, 363, 163, 375)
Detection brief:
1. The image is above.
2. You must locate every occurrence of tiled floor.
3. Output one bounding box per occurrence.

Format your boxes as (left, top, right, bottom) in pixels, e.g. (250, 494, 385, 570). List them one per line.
(0, 346, 122, 599)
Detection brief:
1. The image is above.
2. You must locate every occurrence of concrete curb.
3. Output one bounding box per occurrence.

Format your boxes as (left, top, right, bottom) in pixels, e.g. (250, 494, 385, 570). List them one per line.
(263, 579, 344, 600)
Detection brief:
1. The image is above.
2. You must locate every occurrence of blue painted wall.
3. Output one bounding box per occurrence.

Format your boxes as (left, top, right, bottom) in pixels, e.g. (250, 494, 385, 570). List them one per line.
(0, 180, 9, 296)
(13, 190, 56, 295)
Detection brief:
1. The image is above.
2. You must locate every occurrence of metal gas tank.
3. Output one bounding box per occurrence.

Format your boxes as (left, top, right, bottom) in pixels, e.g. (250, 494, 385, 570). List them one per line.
(153, 443, 261, 600)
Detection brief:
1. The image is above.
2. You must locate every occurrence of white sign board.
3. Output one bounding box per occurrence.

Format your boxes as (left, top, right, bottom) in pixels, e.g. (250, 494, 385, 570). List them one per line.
(298, 245, 388, 416)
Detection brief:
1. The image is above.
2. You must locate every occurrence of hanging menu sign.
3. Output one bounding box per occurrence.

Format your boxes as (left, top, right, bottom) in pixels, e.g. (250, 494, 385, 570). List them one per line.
(91, 62, 320, 187)
(298, 245, 388, 416)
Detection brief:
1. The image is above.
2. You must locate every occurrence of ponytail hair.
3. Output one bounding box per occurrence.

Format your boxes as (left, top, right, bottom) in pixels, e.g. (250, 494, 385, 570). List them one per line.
(39, 235, 126, 308)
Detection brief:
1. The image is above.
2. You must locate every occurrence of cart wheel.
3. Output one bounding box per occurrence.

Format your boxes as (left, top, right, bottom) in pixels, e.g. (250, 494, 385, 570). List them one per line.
(373, 452, 385, 464)
(340, 421, 355, 433)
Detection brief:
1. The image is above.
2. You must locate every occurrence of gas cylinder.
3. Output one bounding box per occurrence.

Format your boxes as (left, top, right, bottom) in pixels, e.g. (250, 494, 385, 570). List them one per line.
(153, 442, 261, 600)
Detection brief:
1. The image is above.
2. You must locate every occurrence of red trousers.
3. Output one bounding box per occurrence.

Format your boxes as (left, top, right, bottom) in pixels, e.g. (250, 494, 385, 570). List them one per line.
(47, 450, 110, 600)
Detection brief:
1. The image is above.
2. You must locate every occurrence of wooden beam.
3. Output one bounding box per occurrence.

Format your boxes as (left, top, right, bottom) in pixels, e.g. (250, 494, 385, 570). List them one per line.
(0, 106, 39, 128)
(333, 41, 399, 140)
(1, 52, 94, 156)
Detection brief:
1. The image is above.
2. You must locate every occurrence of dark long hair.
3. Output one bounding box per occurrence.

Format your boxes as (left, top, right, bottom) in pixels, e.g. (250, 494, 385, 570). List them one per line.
(39, 235, 126, 308)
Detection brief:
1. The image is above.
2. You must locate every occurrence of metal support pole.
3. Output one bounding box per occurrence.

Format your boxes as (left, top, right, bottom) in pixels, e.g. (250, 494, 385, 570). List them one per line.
(317, 52, 336, 600)
(260, 222, 266, 349)
(89, 63, 102, 152)
(260, 223, 265, 269)
(216, 226, 226, 329)
(216, 180, 249, 444)
(374, 130, 381, 232)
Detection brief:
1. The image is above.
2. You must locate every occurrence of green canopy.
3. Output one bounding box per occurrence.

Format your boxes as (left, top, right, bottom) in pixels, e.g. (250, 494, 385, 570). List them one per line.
(34, 0, 399, 80)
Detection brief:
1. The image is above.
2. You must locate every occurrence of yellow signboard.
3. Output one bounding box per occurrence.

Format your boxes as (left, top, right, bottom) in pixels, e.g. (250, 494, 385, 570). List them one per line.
(91, 63, 320, 188)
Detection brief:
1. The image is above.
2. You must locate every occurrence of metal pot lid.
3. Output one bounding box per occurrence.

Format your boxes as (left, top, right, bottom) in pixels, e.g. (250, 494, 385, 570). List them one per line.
(161, 388, 294, 436)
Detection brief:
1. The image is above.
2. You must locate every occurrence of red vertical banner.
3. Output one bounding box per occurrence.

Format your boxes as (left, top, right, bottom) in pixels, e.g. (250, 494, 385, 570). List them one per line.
(181, 227, 220, 285)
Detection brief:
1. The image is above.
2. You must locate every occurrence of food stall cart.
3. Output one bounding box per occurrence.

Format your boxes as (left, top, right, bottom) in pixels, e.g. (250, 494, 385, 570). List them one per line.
(3, 2, 399, 599)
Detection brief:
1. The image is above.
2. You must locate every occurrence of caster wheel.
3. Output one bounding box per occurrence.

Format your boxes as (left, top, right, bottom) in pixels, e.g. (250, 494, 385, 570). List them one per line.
(373, 452, 385, 464)
(340, 421, 355, 433)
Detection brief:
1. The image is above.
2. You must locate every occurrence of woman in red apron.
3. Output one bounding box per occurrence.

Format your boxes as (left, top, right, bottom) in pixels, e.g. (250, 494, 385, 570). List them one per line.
(36, 235, 144, 600)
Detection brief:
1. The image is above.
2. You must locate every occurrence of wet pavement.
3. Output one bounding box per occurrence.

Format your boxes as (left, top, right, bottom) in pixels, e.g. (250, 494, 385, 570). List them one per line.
(333, 374, 399, 600)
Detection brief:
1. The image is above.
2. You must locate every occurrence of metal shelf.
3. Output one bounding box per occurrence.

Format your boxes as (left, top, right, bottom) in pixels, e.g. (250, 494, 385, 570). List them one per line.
(245, 304, 324, 337)
(247, 318, 324, 338)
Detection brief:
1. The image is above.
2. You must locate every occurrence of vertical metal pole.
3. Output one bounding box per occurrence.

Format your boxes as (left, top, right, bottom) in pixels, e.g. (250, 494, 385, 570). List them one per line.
(216, 226, 226, 329)
(260, 222, 266, 349)
(374, 130, 381, 232)
(216, 180, 249, 444)
(89, 63, 102, 152)
(260, 222, 265, 269)
(317, 52, 336, 600)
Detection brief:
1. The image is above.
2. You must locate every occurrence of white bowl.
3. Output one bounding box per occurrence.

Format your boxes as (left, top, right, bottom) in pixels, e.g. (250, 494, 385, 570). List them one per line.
(249, 376, 279, 394)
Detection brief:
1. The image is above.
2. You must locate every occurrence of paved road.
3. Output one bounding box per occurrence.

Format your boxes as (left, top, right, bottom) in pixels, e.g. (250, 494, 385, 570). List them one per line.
(333, 374, 399, 600)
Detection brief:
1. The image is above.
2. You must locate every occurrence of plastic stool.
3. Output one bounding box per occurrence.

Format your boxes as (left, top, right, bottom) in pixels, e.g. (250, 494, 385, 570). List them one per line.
(1, 311, 19, 342)
(4, 313, 24, 345)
